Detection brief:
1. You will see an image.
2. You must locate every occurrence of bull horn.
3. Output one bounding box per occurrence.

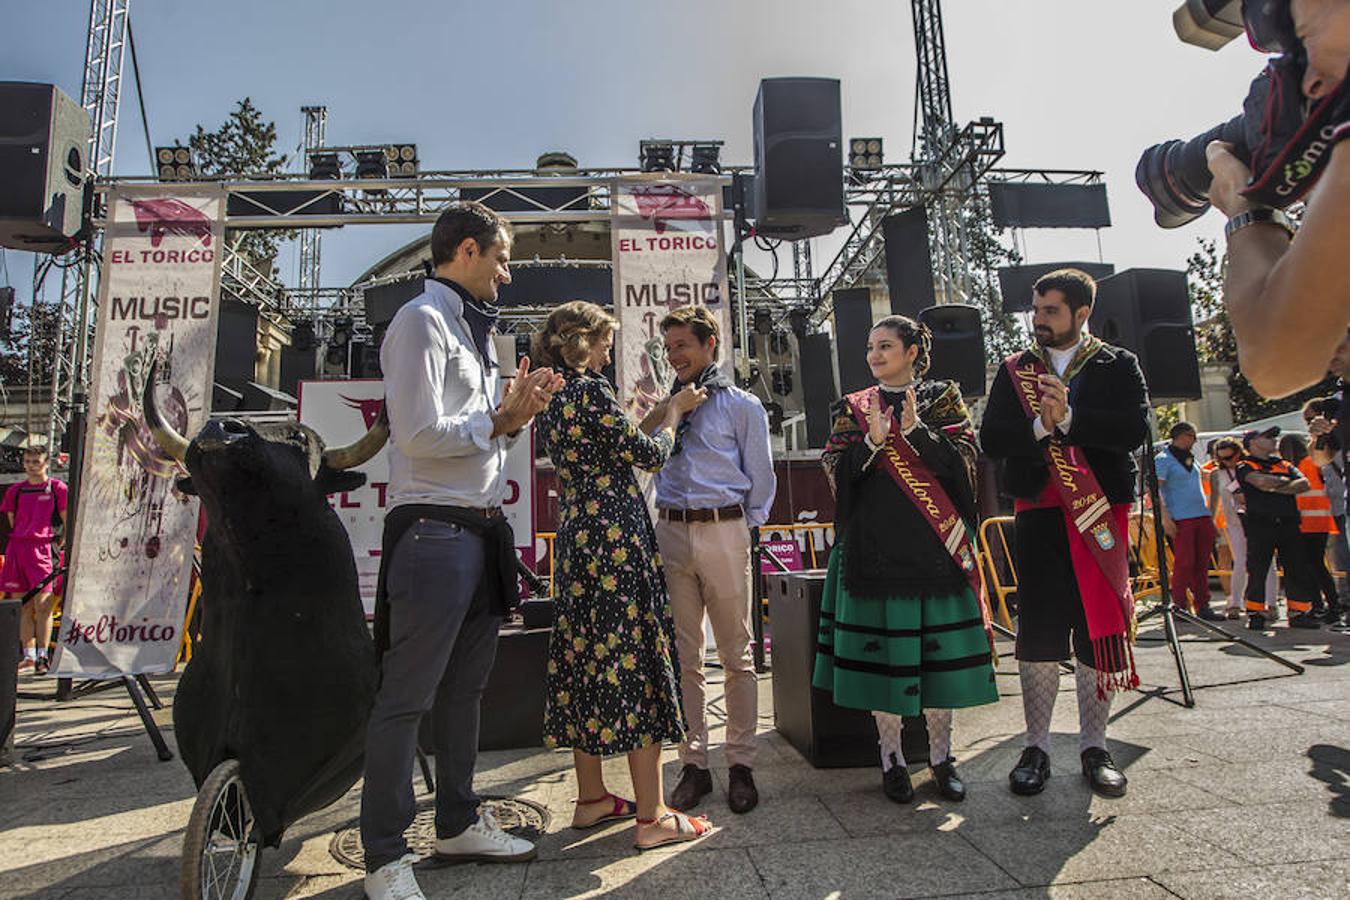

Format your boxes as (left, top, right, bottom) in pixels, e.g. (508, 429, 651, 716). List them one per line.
(142, 359, 189, 463)
(323, 403, 389, 470)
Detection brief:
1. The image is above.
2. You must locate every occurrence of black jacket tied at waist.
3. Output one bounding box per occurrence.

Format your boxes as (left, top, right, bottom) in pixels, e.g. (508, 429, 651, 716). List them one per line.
(979, 343, 1150, 506)
(373, 504, 519, 658)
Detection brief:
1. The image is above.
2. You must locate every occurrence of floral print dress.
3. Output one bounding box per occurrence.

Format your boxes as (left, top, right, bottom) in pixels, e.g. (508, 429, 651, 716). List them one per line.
(538, 372, 685, 755)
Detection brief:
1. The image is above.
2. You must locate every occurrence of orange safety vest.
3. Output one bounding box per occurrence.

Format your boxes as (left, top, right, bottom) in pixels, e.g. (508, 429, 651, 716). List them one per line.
(1295, 457, 1336, 534)
(1200, 459, 1223, 529)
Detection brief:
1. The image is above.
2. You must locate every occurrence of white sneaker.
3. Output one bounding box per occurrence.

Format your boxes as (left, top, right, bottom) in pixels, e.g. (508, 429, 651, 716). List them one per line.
(432, 810, 537, 863)
(364, 853, 425, 900)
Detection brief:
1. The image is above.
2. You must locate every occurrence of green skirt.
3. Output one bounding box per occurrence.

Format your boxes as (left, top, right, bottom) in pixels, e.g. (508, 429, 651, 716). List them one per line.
(812, 541, 999, 717)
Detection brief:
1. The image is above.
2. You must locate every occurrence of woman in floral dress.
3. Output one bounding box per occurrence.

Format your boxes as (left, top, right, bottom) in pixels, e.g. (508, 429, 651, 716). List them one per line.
(533, 301, 713, 850)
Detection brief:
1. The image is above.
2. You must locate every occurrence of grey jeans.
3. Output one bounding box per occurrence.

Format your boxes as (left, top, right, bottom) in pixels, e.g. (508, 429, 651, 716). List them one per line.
(360, 518, 500, 872)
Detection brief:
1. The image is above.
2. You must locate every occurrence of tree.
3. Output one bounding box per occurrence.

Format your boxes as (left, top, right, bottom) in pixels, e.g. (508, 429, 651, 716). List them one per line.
(180, 98, 293, 279)
(1186, 235, 1335, 424)
(0, 301, 61, 390)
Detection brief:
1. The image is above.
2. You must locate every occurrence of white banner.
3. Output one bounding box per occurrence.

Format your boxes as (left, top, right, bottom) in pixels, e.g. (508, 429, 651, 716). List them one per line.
(297, 373, 537, 616)
(611, 175, 731, 418)
(54, 185, 226, 678)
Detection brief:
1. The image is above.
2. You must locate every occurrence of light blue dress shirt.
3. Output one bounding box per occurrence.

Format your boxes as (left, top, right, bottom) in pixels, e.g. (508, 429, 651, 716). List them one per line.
(653, 385, 777, 527)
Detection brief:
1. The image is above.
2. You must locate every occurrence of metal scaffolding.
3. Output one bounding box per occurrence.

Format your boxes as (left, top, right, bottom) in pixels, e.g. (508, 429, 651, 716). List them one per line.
(297, 106, 327, 296)
(47, 0, 130, 446)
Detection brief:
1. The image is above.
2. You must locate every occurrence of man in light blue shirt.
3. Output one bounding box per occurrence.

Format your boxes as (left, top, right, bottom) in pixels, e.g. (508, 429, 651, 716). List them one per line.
(647, 305, 776, 816)
(1156, 422, 1223, 620)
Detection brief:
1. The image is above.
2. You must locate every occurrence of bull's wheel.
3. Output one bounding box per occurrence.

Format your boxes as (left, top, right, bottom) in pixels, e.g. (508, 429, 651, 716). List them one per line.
(181, 759, 262, 900)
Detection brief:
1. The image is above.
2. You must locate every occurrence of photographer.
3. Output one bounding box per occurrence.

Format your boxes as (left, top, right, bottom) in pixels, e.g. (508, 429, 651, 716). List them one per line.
(1204, 1, 1350, 397)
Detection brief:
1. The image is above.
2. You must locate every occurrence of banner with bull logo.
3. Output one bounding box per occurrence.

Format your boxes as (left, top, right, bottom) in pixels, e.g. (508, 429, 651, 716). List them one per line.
(611, 175, 731, 418)
(53, 185, 226, 678)
(298, 370, 537, 616)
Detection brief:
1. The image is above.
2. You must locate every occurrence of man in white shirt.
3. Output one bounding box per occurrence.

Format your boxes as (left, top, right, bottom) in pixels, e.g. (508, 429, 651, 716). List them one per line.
(361, 202, 562, 900)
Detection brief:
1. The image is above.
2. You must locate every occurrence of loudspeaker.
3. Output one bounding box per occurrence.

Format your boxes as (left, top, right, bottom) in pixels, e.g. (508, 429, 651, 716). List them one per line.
(832, 287, 874, 394)
(0, 82, 90, 253)
(766, 573, 928, 769)
(1090, 268, 1200, 401)
(1, 600, 18, 766)
(883, 208, 936, 317)
(799, 333, 839, 448)
(752, 78, 846, 239)
(213, 298, 258, 410)
(919, 304, 987, 396)
(279, 344, 316, 397)
(998, 261, 1116, 313)
(988, 182, 1111, 229)
(363, 277, 426, 327)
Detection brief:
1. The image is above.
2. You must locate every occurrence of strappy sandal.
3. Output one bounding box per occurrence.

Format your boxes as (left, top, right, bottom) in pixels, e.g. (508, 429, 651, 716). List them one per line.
(571, 791, 638, 830)
(633, 810, 714, 851)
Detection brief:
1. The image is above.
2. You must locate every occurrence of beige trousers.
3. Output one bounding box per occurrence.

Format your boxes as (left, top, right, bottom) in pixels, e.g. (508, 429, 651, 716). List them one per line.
(656, 516, 758, 769)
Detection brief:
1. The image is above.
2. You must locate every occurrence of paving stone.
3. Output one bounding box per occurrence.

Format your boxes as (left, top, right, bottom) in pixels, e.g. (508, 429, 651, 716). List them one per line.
(1157, 801, 1350, 866)
(1152, 858, 1350, 899)
(521, 847, 766, 899)
(958, 813, 1246, 886)
(944, 877, 1176, 899)
(749, 832, 1018, 899)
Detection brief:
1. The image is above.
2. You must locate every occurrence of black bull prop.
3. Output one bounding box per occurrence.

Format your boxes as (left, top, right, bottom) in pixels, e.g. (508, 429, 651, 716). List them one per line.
(144, 361, 388, 845)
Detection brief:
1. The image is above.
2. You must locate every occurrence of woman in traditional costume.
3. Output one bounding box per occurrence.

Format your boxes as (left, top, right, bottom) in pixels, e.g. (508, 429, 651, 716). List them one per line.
(813, 315, 998, 803)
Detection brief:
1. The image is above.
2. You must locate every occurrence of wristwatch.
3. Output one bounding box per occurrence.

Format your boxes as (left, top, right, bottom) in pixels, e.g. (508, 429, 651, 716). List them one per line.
(1224, 207, 1295, 240)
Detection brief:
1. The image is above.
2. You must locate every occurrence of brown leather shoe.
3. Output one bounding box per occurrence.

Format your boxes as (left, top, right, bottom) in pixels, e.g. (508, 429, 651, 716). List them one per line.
(669, 764, 712, 811)
(727, 764, 758, 814)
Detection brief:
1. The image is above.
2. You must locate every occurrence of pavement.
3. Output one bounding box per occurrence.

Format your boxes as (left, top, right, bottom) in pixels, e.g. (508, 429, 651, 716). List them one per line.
(1, 606, 1347, 900)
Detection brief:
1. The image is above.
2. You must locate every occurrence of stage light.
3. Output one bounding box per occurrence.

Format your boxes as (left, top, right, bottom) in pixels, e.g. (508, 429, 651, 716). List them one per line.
(640, 141, 676, 173)
(326, 316, 353, 368)
(849, 137, 883, 169)
(307, 152, 341, 180)
(753, 309, 773, 335)
(765, 400, 784, 434)
(690, 143, 722, 174)
(769, 328, 791, 355)
(155, 145, 197, 181)
(788, 308, 810, 338)
(386, 144, 418, 177)
(771, 365, 794, 396)
(354, 151, 388, 179)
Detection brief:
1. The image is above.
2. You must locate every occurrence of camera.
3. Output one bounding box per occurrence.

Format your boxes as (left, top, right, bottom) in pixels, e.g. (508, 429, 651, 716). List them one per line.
(1136, 1, 1347, 227)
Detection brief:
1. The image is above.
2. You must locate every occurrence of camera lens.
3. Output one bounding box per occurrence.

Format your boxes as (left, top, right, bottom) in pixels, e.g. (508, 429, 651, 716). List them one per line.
(1135, 115, 1246, 228)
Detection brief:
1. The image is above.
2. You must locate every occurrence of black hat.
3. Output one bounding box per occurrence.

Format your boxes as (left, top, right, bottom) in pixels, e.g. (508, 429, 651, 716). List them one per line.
(1241, 426, 1281, 447)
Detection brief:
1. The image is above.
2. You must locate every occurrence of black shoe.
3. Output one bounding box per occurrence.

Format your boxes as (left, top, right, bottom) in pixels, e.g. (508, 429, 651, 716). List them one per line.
(1323, 605, 1343, 626)
(1196, 606, 1225, 622)
(668, 764, 712, 812)
(881, 753, 914, 803)
(1008, 746, 1051, 796)
(1289, 612, 1322, 629)
(1247, 613, 1266, 631)
(1080, 747, 1128, 797)
(727, 764, 758, 814)
(930, 758, 966, 802)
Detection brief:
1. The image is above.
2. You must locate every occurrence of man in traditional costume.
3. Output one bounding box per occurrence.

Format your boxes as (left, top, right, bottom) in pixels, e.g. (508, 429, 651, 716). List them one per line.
(980, 269, 1149, 798)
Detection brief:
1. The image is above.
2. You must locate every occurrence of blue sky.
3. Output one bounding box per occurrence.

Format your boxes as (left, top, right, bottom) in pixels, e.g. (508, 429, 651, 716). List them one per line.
(2, 0, 1266, 304)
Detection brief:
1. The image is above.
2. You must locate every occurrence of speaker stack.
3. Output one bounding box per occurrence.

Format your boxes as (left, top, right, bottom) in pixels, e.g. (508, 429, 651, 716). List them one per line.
(920, 304, 987, 397)
(831, 287, 874, 395)
(882, 208, 937, 318)
(1090, 268, 1200, 401)
(798, 333, 840, 448)
(0, 82, 90, 253)
(752, 78, 846, 240)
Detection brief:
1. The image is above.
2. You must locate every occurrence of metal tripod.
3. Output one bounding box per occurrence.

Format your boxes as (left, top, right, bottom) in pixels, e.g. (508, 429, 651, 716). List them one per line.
(1134, 430, 1303, 708)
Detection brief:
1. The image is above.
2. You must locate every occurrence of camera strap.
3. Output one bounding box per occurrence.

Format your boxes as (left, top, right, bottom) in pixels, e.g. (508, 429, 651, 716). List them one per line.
(1243, 58, 1350, 207)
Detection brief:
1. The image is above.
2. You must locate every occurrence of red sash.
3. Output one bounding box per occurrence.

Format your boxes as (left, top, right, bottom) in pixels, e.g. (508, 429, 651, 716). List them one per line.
(846, 386, 995, 653)
(1003, 353, 1138, 694)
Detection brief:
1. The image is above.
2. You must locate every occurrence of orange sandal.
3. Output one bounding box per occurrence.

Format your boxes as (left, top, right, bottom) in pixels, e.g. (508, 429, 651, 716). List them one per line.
(633, 810, 714, 850)
(571, 792, 638, 830)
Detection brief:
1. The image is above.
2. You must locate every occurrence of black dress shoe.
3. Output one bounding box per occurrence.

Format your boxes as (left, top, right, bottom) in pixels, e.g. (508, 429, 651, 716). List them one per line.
(1008, 746, 1051, 796)
(1247, 613, 1266, 631)
(669, 764, 712, 811)
(727, 764, 759, 814)
(930, 758, 966, 802)
(881, 752, 914, 803)
(1289, 612, 1322, 629)
(1197, 606, 1225, 622)
(1080, 747, 1128, 797)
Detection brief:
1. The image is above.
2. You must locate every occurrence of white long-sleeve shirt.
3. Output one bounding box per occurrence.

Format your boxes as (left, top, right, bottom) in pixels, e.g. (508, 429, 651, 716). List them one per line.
(380, 279, 509, 509)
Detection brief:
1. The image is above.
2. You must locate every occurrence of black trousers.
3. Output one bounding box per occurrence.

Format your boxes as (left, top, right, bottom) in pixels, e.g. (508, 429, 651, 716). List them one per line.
(1302, 532, 1339, 613)
(1243, 515, 1317, 614)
